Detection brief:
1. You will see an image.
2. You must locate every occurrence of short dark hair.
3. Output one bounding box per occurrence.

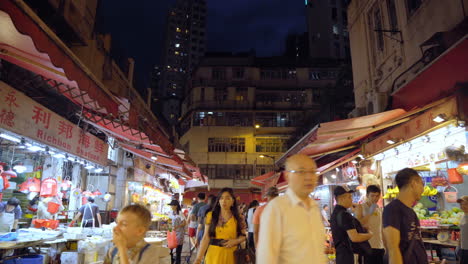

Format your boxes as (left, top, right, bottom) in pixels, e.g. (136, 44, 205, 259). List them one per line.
(366, 185, 381, 195)
(7, 197, 20, 207)
(249, 200, 259, 208)
(395, 168, 421, 189)
(197, 192, 206, 200)
(207, 194, 216, 204)
(87, 197, 95, 203)
(323, 205, 328, 209)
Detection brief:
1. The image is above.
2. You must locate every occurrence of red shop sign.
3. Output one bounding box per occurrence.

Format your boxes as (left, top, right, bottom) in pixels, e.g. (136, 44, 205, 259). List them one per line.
(364, 97, 458, 156)
(0, 81, 108, 165)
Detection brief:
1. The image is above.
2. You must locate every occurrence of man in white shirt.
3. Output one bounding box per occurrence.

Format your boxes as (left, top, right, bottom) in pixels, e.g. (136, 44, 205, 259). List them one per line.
(257, 154, 327, 264)
(356, 185, 385, 264)
(246, 200, 259, 249)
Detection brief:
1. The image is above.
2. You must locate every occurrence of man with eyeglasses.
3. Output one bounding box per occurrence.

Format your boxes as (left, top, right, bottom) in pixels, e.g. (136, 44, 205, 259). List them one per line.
(257, 154, 327, 264)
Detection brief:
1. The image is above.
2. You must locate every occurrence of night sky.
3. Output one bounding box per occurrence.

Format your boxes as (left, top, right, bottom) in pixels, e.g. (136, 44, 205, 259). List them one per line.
(98, 0, 307, 91)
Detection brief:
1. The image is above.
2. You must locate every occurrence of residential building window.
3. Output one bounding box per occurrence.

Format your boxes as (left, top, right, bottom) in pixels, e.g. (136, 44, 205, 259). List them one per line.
(235, 87, 248, 101)
(256, 138, 288, 153)
(255, 112, 296, 127)
(406, 0, 422, 16)
(334, 42, 341, 57)
(332, 8, 338, 21)
(260, 68, 297, 80)
(215, 87, 228, 101)
(333, 25, 340, 39)
(342, 11, 348, 26)
(199, 164, 255, 180)
(233, 67, 245, 79)
(212, 68, 226, 80)
(387, 0, 399, 32)
(208, 138, 246, 152)
(200, 87, 205, 101)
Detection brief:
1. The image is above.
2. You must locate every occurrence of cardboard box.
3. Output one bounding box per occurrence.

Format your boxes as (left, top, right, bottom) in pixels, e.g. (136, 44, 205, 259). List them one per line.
(60, 251, 82, 264)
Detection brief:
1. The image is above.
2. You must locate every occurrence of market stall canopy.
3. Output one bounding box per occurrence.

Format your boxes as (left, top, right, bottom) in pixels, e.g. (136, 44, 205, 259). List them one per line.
(317, 149, 361, 174)
(0, 1, 175, 156)
(251, 171, 277, 186)
(277, 109, 407, 164)
(185, 179, 208, 189)
(0, 1, 118, 115)
(392, 33, 468, 110)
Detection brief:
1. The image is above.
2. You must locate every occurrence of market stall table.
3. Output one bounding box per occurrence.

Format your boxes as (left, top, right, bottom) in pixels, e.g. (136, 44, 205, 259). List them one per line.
(0, 229, 62, 259)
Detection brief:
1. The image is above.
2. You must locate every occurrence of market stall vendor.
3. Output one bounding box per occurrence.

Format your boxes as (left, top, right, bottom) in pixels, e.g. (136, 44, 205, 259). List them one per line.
(0, 197, 22, 232)
(70, 197, 102, 228)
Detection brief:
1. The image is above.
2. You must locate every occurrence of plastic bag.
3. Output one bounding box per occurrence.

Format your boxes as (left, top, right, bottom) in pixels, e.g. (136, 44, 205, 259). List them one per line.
(167, 231, 178, 249)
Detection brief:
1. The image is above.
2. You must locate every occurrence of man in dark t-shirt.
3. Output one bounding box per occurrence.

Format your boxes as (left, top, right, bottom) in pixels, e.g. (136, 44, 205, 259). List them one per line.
(331, 185, 372, 264)
(383, 168, 428, 264)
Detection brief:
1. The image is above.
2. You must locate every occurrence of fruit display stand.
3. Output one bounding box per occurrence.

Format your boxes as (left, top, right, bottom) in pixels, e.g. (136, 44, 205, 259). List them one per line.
(383, 185, 463, 263)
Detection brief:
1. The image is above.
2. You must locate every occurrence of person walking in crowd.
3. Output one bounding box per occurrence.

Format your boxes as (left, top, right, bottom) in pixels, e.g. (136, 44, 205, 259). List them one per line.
(331, 185, 373, 264)
(257, 154, 327, 264)
(197, 194, 216, 248)
(70, 196, 101, 228)
(356, 185, 385, 264)
(190, 193, 207, 249)
(322, 204, 330, 227)
(104, 204, 169, 264)
(194, 188, 247, 264)
(168, 200, 186, 264)
(383, 168, 427, 264)
(246, 200, 259, 249)
(188, 200, 198, 250)
(253, 186, 279, 247)
(0, 197, 22, 232)
(457, 195, 468, 263)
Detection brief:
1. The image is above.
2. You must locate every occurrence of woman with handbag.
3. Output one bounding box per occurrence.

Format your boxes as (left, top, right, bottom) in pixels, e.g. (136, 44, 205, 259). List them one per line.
(194, 188, 247, 264)
(168, 200, 186, 264)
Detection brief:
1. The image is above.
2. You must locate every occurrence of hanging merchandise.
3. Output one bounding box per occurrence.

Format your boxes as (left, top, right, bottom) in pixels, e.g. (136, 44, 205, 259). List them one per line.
(448, 168, 463, 184)
(40, 178, 58, 197)
(443, 186, 458, 203)
(72, 188, 82, 198)
(1, 173, 10, 190)
(456, 162, 468, 175)
(47, 196, 61, 214)
(103, 193, 112, 202)
(19, 177, 41, 193)
(92, 189, 102, 196)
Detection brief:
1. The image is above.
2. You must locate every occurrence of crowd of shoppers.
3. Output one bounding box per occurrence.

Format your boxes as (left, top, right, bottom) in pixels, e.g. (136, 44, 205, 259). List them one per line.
(159, 156, 465, 264)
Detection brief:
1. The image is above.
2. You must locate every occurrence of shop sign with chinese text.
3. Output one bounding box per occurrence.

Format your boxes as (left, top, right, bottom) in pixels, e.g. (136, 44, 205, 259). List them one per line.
(0, 82, 108, 165)
(364, 97, 458, 156)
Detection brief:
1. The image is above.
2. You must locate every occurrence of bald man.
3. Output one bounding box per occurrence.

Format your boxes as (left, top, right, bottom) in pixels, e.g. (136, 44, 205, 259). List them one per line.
(256, 154, 327, 264)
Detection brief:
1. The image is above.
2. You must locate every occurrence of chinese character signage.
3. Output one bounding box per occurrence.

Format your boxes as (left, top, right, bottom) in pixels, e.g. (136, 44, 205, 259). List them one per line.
(363, 97, 458, 156)
(0, 82, 108, 165)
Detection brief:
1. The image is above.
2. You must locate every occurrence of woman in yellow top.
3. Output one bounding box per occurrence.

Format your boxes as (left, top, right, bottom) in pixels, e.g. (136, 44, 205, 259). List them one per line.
(194, 188, 247, 264)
